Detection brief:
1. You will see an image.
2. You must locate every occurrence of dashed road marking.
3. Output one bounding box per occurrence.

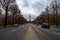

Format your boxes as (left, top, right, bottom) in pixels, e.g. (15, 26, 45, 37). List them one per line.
(55, 32, 60, 36)
(11, 30, 16, 32)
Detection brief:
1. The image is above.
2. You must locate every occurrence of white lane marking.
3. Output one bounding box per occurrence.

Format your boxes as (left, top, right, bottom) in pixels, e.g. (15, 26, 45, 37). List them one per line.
(55, 32, 60, 36)
(52, 28, 60, 31)
(11, 30, 16, 32)
(11, 27, 22, 32)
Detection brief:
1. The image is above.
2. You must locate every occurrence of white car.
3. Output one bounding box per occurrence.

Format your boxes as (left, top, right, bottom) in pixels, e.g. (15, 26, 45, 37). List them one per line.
(14, 24, 19, 27)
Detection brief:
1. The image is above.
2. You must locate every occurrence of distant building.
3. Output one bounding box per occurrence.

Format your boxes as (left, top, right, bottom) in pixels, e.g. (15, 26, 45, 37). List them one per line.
(29, 14, 31, 23)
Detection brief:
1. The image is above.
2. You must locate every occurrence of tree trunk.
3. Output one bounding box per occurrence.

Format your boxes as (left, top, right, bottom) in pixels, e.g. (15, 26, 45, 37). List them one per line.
(4, 7, 8, 28)
(12, 13, 14, 25)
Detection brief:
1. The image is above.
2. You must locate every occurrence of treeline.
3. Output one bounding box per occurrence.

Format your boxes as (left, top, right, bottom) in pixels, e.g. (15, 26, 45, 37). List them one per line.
(0, 0, 27, 28)
(32, 0, 60, 27)
(33, 13, 60, 25)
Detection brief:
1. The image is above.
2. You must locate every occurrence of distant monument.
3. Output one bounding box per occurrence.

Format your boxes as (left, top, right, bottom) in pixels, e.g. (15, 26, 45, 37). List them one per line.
(29, 14, 31, 23)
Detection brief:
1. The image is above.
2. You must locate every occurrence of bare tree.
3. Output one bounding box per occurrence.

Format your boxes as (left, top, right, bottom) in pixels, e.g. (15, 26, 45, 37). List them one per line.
(0, 0, 15, 28)
(55, 0, 58, 27)
(45, 6, 50, 23)
(50, 0, 59, 27)
(0, 9, 2, 15)
(9, 4, 19, 25)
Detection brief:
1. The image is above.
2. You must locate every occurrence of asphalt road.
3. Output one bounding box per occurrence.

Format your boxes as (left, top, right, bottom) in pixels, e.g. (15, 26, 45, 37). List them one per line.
(32, 24, 60, 40)
(0, 23, 60, 40)
(0, 24, 29, 40)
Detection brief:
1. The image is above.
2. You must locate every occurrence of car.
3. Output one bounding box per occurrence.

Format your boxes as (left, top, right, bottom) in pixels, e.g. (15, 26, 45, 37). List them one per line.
(41, 23, 50, 29)
(13, 24, 19, 27)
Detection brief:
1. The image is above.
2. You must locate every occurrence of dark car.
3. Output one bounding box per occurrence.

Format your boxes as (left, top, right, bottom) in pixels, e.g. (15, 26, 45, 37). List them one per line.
(41, 23, 50, 29)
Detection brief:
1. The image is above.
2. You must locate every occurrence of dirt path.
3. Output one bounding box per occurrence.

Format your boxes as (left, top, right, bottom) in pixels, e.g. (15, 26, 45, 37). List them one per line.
(22, 25, 40, 40)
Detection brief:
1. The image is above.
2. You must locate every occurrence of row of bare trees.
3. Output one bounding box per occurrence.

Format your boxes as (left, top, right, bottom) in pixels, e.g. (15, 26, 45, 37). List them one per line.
(0, 0, 27, 28)
(33, 0, 60, 27)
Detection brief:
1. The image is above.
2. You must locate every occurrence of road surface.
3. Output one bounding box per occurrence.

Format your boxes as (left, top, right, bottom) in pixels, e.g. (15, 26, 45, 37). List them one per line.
(22, 24, 40, 40)
(0, 24, 28, 40)
(0, 24, 41, 40)
(0, 23, 60, 40)
(32, 24, 60, 40)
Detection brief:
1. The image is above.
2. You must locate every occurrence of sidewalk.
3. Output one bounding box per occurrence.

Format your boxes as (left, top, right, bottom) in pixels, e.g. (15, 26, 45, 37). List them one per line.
(22, 25, 40, 40)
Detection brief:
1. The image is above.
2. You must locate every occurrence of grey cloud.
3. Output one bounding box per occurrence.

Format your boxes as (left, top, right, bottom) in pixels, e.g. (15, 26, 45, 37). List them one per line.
(31, 1, 45, 14)
(32, 1, 44, 9)
(31, 15, 36, 20)
(22, 0, 30, 7)
(16, 0, 53, 21)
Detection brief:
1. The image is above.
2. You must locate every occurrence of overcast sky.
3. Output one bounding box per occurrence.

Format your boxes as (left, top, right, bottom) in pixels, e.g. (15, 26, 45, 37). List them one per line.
(16, 0, 52, 21)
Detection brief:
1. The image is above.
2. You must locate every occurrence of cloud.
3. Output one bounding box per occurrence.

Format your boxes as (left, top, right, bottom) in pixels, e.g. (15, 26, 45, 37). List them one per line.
(16, 0, 52, 21)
